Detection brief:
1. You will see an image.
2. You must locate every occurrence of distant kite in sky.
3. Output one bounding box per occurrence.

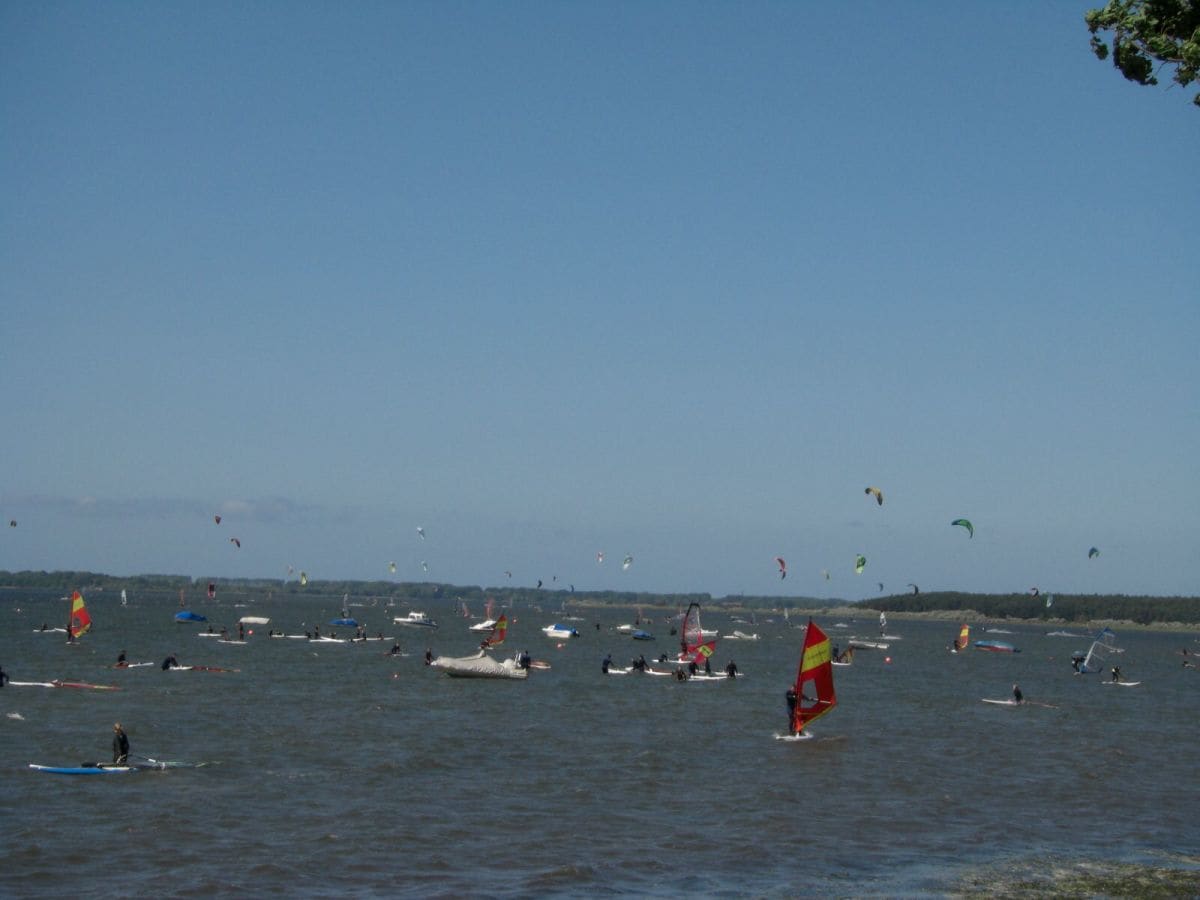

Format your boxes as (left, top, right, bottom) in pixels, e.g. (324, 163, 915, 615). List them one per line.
(388, 562, 397, 574)
(596, 551, 604, 564)
(416, 527, 425, 541)
(230, 537, 241, 548)
(821, 569, 830, 581)
(855, 555, 867, 574)
(8, 520, 15, 527)
(775, 557, 787, 579)
(1046, 595, 1054, 608)
(1029, 587, 1040, 597)
(299, 571, 308, 586)
(536, 579, 543, 589)
(908, 583, 919, 595)
(214, 515, 221, 525)
(622, 555, 633, 570)
(1088, 547, 1100, 558)
(864, 487, 883, 506)
(878, 582, 884, 593)
(504, 570, 512, 579)
(951, 519, 974, 539)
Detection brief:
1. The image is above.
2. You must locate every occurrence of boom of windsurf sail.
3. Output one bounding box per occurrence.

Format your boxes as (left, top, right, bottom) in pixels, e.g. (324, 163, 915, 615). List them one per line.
(792, 619, 837, 734)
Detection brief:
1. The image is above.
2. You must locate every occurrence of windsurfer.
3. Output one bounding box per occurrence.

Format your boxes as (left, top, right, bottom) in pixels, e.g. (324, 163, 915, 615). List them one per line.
(0, 665, 8, 687)
(1071, 654, 1083, 673)
(238, 622, 245, 640)
(388, 642, 402, 656)
(424, 648, 434, 665)
(517, 650, 532, 670)
(112, 723, 129, 765)
(725, 660, 738, 678)
(1012, 684, 1024, 704)
(786, 687, 799, 734)
(602, 654, 612, 674)
(703, 658, 712, 675)
(631, 655, 647, 672)
(161, 654, 179, 670)
(1111, 666, 1122, 683)
(116, 650, 127, 667)
(687, 660, 699, 677)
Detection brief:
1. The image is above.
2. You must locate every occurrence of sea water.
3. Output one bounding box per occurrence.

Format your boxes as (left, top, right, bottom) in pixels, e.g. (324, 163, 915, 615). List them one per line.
(1, 589, 1198, 897)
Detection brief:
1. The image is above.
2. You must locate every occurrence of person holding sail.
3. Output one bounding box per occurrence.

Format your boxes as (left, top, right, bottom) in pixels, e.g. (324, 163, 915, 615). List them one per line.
(112, 723, 130, 765)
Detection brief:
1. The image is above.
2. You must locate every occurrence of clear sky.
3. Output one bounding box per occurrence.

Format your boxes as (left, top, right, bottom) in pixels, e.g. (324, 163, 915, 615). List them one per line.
(2, 1, 1197, 600)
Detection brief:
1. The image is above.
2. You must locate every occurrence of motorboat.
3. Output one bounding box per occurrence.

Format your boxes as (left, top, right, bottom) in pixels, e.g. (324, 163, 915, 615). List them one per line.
(393, 611, 438, 629)
(468, 618, 497, 633)
(542, 624, 579, 639)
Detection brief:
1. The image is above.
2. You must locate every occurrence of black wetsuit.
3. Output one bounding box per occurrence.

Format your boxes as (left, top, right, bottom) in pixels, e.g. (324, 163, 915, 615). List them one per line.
(786, 688, 798, 732)
(602, 656, 612, 674)
(1013, 687, 1024, 704)
(113, 730, 129, 765)
(725, 662, 738, 678)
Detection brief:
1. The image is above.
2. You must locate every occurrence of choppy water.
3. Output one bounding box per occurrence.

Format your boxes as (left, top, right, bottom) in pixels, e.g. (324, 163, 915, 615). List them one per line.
(2, 589, 1198, 898)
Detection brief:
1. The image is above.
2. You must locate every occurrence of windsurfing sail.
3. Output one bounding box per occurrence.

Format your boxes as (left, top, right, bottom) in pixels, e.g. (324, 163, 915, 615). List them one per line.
(680, 602, 703, 654)
(1080, 627, 1120, 674)
(483, 614, 508, 648)
(879, 611, 887, 633)
(955, 623, 970, 651)
(68, 591, 92, 638)
(792, 619, 837, 734)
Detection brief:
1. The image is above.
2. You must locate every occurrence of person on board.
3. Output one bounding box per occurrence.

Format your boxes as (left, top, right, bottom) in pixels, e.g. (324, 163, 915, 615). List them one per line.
(518, 650, 532, 670)
(631, 654, 647, 672)
(832, 644, 840, 662)
(0, 664, 9, 687)
(1012, 684, 1024, 704)
(116, 650, 127, 667)
(40, 623, 49, 631)
(602, 653, 613, 674)
(687, 660, 699, 677)
(388, 642, 402, 656)
(786, 687, 799, 734)
(674, 667, 688, 681)
(161, 654, 179, 670)
(112, 722, 130, 766)
(424, 647, 434, 665)
(1071, 654, 1083, 673)
(1111, 665, 1122, 683)
(724, 660, 739, 679)
(220, 625, 229, 640)
(703, 658, 712, 675)
(238, 622, 245, 641)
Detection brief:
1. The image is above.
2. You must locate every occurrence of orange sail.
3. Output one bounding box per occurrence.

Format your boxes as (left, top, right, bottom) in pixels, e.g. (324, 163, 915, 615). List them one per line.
(69, 590, 92, 639)
(792, 619, 837, 734)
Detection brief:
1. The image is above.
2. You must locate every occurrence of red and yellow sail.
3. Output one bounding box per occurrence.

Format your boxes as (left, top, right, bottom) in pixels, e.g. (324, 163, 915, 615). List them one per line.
(792, 619, 837, 734)
(486, 614, 508, 647)
(69, 590, 92, 638)
(955, 623, 970, 652)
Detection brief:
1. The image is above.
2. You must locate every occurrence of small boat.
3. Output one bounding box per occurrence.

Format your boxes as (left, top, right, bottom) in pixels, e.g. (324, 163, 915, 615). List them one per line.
(175, 611, 207, 623)
(776, 618, 837, 741)
(726, 630, 760, 641)
(429, 650, 529, 680)
(238, 616, 270, 625)
(542, 624, 579, 639)
(973, 640, 1020, 653)
(631, 630, 655, 641)
(393, 611, 438, 629)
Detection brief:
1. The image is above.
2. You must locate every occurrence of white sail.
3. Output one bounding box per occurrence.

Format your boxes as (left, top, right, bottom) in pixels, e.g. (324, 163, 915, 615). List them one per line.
(1081, 627, 1120, 674)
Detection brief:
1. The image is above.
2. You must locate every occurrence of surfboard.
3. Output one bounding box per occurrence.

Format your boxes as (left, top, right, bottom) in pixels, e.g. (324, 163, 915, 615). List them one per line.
(29, 764, 137, 775)
(1102, 680, 1142, 687)
(773, 731, 814, 741)
(981, 698, 1021, 706)
(111, 662, 154, 669)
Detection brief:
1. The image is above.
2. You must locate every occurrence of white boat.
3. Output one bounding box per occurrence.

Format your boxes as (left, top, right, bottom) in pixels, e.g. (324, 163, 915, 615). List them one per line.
(848, 639, 889, 650)
(615, 624, 636, 634)
(468, 618, 497, 633)
(238, 616, 270, 625)
(726, 630, 760, 641)
(393, 611, 438, 629)
(542, 624, 579, 639)
(429, 651, 528, 680)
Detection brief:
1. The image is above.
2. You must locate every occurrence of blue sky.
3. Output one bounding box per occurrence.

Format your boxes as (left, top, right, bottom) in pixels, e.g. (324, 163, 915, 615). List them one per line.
(2, 2, 1196, 600)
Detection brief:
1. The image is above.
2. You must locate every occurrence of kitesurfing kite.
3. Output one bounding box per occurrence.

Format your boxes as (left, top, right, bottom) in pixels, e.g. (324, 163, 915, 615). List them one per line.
(864, 486, 883, 506)
(213, 515, 221, 525)
(503, 570, 512, 579)
(9, 520, 16, 527)
(855, 555, 866, 574)
(596, 551, 604, 564)
(388, 562, 397, 574)
(1088, 547, 1100, 558)
(416, 527, 425, 541)
(821, 569, 831, 581)
(951, 519, 974, 539)
(421, 561, 429, 573)
(908, 583, 919, 595)
(877, 582, 885, 593)
(230, 537, 241, 549)
(622, 555, 633, 570)
(1046, 595, 1054, 608)
(776, 557, 787, 579)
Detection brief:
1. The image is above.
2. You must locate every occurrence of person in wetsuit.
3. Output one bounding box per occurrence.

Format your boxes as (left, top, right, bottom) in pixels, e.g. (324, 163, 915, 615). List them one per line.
(724, 660, 738, 679)
(1012, 683, 1024, 704)
(517, 650, 532, 670)
(161, 654, 178, 670)
(116, 650, 127, 667)
(786, 687, 799, 734)
(112, 722, 130, 765)
(602, 654, 612, 674)
(1111, 666, 1122, 683)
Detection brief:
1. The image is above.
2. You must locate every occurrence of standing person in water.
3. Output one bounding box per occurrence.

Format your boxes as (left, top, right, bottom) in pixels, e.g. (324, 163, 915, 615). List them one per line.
(112, 723, 130, 765)
(1012, 684, 1024, 704)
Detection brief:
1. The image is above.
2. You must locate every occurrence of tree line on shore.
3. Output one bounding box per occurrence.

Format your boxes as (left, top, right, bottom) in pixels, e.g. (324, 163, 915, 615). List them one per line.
(2, 570, 1197, 626)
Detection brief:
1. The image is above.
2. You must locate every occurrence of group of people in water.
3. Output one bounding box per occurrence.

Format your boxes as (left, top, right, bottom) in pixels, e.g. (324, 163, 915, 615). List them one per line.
(601, 653, 739, 679)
